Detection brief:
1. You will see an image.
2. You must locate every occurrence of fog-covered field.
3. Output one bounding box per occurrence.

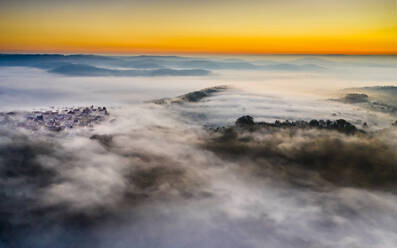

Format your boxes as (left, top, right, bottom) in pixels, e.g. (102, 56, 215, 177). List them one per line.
(1, 55, 397, 248)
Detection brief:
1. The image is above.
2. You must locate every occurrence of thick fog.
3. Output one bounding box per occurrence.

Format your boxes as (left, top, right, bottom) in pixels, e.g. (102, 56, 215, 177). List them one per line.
(1, 55, 397, 248)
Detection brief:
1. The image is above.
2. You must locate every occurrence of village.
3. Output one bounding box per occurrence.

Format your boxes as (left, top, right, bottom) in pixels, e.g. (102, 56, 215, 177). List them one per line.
(0, 106, 109, 132)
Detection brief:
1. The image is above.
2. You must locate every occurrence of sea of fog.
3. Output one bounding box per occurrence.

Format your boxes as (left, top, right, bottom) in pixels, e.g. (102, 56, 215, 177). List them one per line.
(1, 55, 397, 248)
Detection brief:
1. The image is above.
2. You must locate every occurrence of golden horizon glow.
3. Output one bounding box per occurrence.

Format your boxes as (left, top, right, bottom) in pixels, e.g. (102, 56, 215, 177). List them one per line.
(1, 0, 397, 54)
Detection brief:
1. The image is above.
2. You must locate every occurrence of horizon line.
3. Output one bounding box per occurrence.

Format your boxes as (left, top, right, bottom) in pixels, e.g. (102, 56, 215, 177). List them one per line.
(1, 51, 397, 57)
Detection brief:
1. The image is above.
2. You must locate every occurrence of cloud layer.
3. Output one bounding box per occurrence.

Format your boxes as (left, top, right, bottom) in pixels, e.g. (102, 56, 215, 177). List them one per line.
(1, 98, 397, 247)
(1, 55, 397, 247)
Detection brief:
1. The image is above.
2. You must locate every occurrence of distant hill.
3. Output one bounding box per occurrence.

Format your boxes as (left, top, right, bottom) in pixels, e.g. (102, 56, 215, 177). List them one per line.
(49, 64, 211, 77)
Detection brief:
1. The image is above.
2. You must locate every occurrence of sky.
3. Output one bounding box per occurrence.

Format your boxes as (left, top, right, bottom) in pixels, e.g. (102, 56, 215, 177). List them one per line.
(0, 0, 397, 54)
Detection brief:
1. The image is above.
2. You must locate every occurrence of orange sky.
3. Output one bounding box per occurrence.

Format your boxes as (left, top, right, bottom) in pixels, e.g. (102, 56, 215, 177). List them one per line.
(1, 0, 397, 54)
